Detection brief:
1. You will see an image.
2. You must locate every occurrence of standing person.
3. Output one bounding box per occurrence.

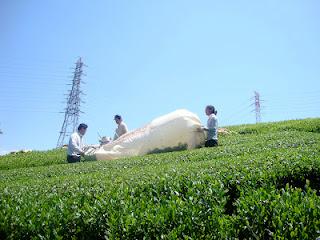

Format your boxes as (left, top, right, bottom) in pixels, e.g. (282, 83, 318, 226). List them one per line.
(67, 123, 88, 163)
(113, 115, 128, 140)
(204, 105, 218, 147)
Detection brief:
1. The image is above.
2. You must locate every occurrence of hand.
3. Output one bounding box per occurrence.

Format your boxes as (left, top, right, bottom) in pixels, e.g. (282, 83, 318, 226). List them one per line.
(194, 127, 203, 132)
(195, 127, 207, 132)
(201, 126, 209, 131)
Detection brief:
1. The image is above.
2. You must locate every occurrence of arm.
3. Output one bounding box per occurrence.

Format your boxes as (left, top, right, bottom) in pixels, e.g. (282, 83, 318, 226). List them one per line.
(113, 132, 119, 141)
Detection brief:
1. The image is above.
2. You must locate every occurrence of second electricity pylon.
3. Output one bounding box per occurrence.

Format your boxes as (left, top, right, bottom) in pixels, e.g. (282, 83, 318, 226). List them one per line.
(254, 91, 261, 123)
(57, 58, 85, 147)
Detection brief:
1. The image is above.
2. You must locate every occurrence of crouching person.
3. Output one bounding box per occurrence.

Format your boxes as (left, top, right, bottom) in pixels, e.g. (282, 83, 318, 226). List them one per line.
(67, 123, 88, 163)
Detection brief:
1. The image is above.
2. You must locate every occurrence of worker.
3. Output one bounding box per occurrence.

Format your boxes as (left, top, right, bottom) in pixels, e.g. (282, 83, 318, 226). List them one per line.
(204, 105, 218, 147)
(67, 123, 88, 163)
(113, 115, 128, 140)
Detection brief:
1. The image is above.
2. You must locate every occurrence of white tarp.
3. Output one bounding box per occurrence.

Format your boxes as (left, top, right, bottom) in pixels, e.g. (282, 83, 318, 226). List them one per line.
(84, 109, 206, 161)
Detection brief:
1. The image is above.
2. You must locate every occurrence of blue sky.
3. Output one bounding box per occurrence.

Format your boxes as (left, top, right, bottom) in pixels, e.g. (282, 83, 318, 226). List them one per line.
(0, 0, 319, 154)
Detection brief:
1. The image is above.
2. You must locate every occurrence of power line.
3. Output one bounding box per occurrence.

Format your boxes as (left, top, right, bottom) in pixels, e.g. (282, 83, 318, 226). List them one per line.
(57, 58, 86, 148)
(223, 90, 319, 126)
(266, 105, 320, 111)
(253, 91, 262, 123)
(263, 89, 320, 98)
(0, 62, 69, 69)
(224, 91, 265, 125)
(263, 105, 319, 112)
(222, 98, 253, 120)
(266, 95, 320, 102)
(0, 57, 67, 66)
(0, 72, 70, 79)
(0, 108, 60, 114)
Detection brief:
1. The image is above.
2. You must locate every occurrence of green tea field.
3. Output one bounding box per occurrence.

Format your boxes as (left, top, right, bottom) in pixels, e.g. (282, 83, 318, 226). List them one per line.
(1, 118, 320, 239)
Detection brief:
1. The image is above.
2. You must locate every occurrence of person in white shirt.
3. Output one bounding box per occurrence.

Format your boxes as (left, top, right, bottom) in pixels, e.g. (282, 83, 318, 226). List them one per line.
(113, 115, 128, 140)
(204, 105, 218, 147)
(67, 123, 88, 163)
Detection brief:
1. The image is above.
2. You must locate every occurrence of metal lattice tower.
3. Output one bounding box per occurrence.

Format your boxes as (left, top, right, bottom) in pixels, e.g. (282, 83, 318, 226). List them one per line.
(254, 91, 261, 123)
(57, 58, 85, 147)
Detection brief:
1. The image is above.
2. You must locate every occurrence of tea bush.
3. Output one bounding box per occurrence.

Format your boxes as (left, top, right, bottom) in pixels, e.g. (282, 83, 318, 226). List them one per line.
(0, 118, 319, 239)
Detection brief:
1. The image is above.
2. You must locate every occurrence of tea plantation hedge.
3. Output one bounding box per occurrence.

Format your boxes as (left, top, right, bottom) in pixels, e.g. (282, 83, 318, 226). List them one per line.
(0, 118, 319, 239)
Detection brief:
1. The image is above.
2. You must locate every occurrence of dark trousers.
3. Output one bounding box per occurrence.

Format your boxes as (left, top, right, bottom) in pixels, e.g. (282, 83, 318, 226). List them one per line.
(205, 139, 218, 147)
(67, 155, 81, 163)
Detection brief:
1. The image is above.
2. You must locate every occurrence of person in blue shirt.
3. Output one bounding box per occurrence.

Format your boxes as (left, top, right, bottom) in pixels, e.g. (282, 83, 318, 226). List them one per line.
(204, 105, 218, 147)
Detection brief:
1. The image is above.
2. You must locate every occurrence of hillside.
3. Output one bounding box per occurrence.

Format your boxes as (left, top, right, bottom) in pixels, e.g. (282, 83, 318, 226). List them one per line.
(0, 118, 320, 239)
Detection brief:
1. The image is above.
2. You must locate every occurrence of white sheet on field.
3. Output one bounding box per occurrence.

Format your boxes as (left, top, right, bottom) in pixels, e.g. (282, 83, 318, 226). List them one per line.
(84, 109, 206, 161)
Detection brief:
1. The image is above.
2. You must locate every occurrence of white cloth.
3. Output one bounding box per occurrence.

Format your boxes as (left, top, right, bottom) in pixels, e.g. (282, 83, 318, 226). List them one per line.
(85, 109, 206, 161)
(207, 113, 218, 140)
(67, 131, 84, 156)
(114, 122, 128, 140)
